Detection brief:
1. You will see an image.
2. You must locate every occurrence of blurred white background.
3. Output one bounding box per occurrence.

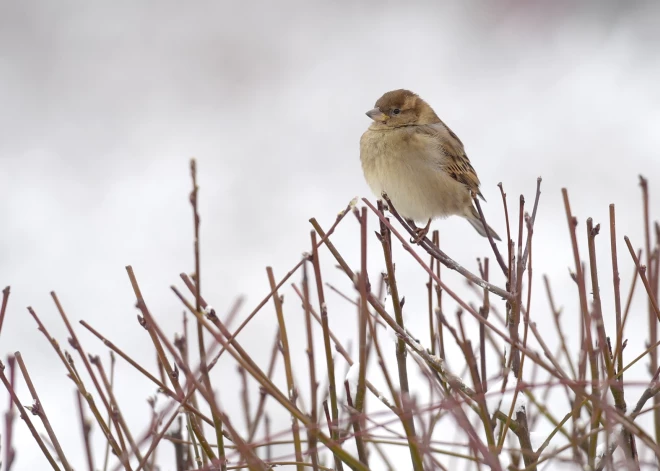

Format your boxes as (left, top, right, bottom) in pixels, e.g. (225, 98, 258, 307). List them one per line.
(1, 1, 660, 469)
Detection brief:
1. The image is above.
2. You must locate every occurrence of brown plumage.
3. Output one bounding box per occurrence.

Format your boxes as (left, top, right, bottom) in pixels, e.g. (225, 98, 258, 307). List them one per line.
(360, 89, 500, 241)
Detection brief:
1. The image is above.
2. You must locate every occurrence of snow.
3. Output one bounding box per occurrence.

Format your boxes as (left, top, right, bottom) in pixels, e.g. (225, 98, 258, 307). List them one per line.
(345, 362, 360, 400)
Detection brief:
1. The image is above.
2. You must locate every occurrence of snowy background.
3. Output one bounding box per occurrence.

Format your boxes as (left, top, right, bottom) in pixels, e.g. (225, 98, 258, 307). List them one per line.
(1, 1, 660, 469)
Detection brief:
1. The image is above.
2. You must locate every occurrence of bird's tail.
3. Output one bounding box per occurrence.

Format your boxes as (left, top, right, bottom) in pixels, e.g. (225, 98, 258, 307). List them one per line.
(466, 206, 501, 241)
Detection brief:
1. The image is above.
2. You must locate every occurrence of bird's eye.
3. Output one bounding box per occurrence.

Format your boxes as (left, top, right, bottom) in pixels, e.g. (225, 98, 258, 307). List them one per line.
(392, 108, 401, 115)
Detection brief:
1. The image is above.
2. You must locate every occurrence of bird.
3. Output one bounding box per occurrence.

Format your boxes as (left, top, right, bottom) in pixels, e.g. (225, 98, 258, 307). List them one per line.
(360, 89, 501, 242)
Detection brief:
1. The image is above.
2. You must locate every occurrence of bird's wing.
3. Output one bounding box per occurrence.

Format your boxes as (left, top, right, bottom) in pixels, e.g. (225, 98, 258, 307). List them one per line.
(416, 121, 485, 201)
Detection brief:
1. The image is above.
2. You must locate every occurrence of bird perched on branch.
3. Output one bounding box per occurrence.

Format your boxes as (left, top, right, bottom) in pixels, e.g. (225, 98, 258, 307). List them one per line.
(360, 89, 501, 242)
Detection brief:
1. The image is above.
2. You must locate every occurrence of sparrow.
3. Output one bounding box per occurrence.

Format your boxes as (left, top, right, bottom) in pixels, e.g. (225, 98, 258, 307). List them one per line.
(360, 89, 501, 242)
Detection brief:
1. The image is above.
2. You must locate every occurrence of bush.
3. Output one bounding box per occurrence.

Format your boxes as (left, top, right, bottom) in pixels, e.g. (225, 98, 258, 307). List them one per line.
(1, 161, 658, 470)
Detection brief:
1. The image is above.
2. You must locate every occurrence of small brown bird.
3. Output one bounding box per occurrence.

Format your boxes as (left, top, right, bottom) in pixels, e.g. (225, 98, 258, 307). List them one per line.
(360, 89, 501, 242)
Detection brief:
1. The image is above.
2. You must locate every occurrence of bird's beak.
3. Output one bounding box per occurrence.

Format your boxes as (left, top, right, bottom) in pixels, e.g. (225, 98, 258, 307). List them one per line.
(366, 107, 388, 122)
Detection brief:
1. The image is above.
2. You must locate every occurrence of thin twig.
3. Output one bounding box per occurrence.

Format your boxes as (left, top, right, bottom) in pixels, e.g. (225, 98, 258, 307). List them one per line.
(14, 352, 73, 471)
(267, 267, 304, 471)
(473, 196, 508, 275)
(0, 359, 62, 471)
(77, 390, 95, 471)
(0, 286, 10, 338)
(372, 196, 511, 300)
(301, 257, 320, 469)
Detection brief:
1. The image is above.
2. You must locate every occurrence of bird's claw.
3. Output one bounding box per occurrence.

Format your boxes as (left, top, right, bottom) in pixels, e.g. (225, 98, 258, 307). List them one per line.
(409, 218, 432, 244)
(411, 227, 429, 244)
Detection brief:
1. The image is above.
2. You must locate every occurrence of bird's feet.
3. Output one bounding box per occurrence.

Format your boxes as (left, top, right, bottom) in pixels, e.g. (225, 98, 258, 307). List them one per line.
(409, 218, 432, 244)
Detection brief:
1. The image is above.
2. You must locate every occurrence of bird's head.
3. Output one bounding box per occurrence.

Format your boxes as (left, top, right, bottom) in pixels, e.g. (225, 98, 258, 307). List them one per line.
(366, 89, 439, 127)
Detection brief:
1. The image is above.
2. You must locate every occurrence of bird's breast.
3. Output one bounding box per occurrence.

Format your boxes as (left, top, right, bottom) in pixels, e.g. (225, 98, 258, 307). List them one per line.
(360, 128, 470, 222)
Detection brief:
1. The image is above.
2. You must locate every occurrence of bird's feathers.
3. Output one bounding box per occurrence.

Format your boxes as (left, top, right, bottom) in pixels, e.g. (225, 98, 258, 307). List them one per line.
(415, 122, 485, 201)
(361, 89, 498, 240)
(466, 206, 501, 241)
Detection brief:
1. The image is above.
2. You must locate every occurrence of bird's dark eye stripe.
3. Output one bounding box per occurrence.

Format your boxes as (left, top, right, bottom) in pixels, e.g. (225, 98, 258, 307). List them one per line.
(392, 108, 401, 115)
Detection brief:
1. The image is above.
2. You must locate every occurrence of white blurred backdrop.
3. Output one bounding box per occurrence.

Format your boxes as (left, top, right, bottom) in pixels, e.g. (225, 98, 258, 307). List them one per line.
(1, 1, 660, 469)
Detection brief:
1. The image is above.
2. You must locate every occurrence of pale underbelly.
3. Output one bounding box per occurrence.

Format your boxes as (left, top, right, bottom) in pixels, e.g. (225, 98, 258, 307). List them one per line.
(365, 160, 471, 223)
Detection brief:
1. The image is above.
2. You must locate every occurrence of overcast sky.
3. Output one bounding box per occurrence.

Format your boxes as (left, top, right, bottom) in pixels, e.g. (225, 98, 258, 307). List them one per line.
(1, 1, 660, 469)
